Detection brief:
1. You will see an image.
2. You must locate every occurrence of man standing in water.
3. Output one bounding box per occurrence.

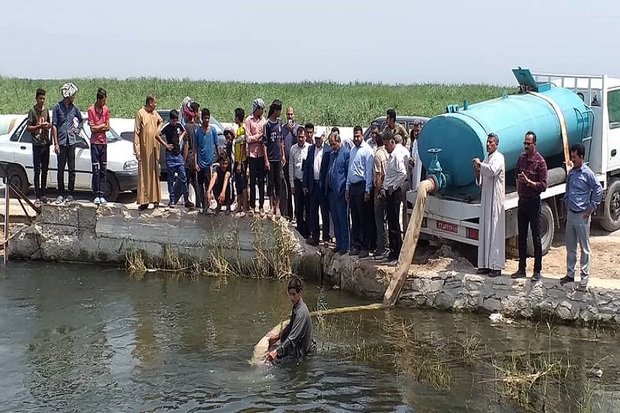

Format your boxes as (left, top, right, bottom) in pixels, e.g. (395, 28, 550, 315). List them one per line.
(473, 133, 505, 277)
(267, 277, 316, 361)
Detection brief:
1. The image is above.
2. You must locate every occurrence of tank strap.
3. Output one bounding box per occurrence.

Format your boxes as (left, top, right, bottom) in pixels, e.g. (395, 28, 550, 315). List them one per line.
(528, 91, 573, 172)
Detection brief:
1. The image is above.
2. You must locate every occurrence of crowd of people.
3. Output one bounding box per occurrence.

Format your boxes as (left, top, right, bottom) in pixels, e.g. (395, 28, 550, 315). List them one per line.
(26, 84, 605, 279)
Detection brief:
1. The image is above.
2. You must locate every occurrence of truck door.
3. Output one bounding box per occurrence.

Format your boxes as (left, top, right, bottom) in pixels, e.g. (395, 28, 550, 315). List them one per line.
(607, 89, 620, 171)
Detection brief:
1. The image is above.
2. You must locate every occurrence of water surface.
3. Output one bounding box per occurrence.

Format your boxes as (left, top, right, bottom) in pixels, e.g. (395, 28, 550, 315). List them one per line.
(0, 263, 618, 412)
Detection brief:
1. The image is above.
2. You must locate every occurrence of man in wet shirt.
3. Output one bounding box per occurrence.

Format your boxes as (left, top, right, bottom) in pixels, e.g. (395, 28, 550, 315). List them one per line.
(267, 277, 316, 361)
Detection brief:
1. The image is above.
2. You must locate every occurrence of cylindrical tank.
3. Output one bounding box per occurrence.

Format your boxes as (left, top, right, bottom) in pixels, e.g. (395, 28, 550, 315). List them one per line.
(418, 86, 592, 196)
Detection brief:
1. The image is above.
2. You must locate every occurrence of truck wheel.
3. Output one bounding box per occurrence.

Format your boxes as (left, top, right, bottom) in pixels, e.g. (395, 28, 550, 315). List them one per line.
(599, 179, 620, 232)
(527, 201, 554, 257)
(103, 172, 120, 202)
(7, 164, 29, 195)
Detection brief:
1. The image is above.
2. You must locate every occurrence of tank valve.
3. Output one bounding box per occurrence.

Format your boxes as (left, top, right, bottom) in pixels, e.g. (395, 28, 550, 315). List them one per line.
(427, 148, 448, 190)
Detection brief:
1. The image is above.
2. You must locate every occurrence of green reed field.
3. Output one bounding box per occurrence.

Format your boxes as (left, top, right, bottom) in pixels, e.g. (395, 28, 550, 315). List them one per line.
(0, 77, 512, 126)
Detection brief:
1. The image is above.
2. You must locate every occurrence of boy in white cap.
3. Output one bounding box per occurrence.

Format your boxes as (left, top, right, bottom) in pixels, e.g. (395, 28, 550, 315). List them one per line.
(52, 82, 82, 203)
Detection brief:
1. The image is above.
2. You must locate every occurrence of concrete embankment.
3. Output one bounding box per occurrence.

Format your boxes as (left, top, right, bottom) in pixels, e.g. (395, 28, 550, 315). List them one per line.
(7, 203, 620, 326)
(9, 203, 302, 276)
(317, 244, 620, 327)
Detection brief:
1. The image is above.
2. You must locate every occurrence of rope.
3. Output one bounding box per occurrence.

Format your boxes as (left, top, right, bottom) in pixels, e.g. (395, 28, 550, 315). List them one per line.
(528, 91, 573, 172)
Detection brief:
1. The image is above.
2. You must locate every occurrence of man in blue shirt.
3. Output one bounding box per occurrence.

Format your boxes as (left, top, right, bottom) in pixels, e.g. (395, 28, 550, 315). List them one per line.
(560, 143, 603, 290)
(52, 82, 82, 203)
(194, 108, 219, 214)
(326, 133, 350, 254)
(346, 126, 374, 258)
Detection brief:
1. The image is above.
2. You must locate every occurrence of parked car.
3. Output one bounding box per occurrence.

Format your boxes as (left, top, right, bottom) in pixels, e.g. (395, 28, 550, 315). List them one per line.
(119, 111, 227, 176)
(363, 115, 430, 141)
(0, 115, 138, 201)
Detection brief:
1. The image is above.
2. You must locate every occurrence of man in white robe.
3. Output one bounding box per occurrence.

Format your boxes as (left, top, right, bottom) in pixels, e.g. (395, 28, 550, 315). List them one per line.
(408, 120, 424, 191)
(473, 133, 505, 277)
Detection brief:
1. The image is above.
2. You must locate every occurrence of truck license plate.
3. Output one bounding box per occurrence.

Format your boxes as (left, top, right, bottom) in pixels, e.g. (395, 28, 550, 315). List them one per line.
(436, 221, 458, 233)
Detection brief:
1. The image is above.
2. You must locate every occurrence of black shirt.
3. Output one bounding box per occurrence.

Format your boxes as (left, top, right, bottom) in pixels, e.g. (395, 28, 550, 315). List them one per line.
(161, 123, 185, 156)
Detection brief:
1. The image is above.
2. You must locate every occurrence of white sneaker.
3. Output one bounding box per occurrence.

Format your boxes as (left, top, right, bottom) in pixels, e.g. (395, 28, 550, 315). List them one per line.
(94, 197, 101, 205)
(66, 195, 74, 202)
(99, 197, 107, 205)
(56, 195, 64, 204)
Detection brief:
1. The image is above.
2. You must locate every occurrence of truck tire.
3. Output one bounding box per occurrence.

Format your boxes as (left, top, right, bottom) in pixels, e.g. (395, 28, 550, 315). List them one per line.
(7, 164, 29, 195)
(599, 178, 620, 232)
(527, 201, 554, 257)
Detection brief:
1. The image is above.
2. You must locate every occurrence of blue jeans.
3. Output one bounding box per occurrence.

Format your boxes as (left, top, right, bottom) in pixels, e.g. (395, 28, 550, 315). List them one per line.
(565, 209, 591, 285)
(166, 153, 188, 204)
(329, 190, 349, 252)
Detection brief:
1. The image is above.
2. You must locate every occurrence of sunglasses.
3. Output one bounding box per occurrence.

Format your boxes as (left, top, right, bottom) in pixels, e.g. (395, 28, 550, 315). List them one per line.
(523, 142, 534, 146)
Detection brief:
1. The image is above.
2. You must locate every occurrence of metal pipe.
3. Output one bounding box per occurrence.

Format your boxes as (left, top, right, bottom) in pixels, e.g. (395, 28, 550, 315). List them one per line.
(4, 178, 9, 264)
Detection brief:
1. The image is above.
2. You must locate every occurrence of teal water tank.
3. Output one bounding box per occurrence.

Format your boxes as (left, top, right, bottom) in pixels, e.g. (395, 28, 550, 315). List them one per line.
(418, 78, 592, 197)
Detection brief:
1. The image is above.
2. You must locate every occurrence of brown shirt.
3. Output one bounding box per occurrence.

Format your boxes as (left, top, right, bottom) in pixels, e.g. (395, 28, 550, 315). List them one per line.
(27, 105, 50, 146)
(384, 123, 410, 149)
(515, 151, 548, 198)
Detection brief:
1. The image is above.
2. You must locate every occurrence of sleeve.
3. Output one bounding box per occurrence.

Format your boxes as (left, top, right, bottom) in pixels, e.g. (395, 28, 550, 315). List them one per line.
(76, 109, 83, 123)
(27, 108, 36, 125)
(87, 107, 94, 124)
(345, 154, 352, 191)
(289, 148, 296, 187)
(276, 309, 311, 358)
(536, 158, 548, 192)
(133, 111, 141, 155)
(479, 154, 503, 177)
(303, 148, 311, 189)
(212, 129, 218, 147)
(51, 104, 59, 126)
(364, 151, 374, 193)
(589, 171, 604, 209)
(105, 107, 110, 122)
(262, 123, 268, 146)
(245, 118, 261, 143)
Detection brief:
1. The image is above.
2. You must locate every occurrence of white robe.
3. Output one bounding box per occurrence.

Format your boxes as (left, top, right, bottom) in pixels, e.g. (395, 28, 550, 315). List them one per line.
(476, 151, 506, 270)
(410, 139, 423, 191)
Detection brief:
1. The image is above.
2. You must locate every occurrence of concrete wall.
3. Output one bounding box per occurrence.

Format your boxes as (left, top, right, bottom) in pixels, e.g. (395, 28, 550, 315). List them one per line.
(319, 248, 620, 327)
(9, 203, 301, 274)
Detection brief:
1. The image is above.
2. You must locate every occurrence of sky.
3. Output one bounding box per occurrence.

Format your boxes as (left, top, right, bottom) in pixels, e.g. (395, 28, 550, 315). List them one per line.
(1, 0, 619, 86)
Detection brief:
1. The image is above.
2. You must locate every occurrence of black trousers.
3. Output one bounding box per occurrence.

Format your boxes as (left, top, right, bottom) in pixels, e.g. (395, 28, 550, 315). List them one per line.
(293, 178, 308, 237)
(386, 187, 402, 259)
(266, 160, 282, 197)
(32, 144, 49, 198)
(248, 156, 265, 209)
(282, 166, 294, 219)
(196, 167, 211, 210)
(57, 144, 76, 196)
(349, 181, 372, 251)
(91, 143, 107, 197)
(518, 196, 542, 273)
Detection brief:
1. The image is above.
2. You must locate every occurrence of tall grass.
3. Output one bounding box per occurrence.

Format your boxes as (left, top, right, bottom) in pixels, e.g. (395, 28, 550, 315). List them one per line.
(0, 77, 511, 126)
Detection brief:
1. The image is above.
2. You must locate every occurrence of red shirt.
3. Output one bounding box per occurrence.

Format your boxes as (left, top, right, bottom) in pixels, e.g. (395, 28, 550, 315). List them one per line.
(515, 151, 548, 198)
(87, 105, 110, 145)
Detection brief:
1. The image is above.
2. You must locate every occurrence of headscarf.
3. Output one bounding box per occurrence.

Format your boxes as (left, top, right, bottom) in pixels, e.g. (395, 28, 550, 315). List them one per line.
(181, 96, 194, 120)
(252, 98, 265, 115)
(61, 82, 78, 98)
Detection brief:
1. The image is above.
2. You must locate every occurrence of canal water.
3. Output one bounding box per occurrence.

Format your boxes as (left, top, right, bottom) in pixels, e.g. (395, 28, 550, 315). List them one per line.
(1, 263, 619, 412)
